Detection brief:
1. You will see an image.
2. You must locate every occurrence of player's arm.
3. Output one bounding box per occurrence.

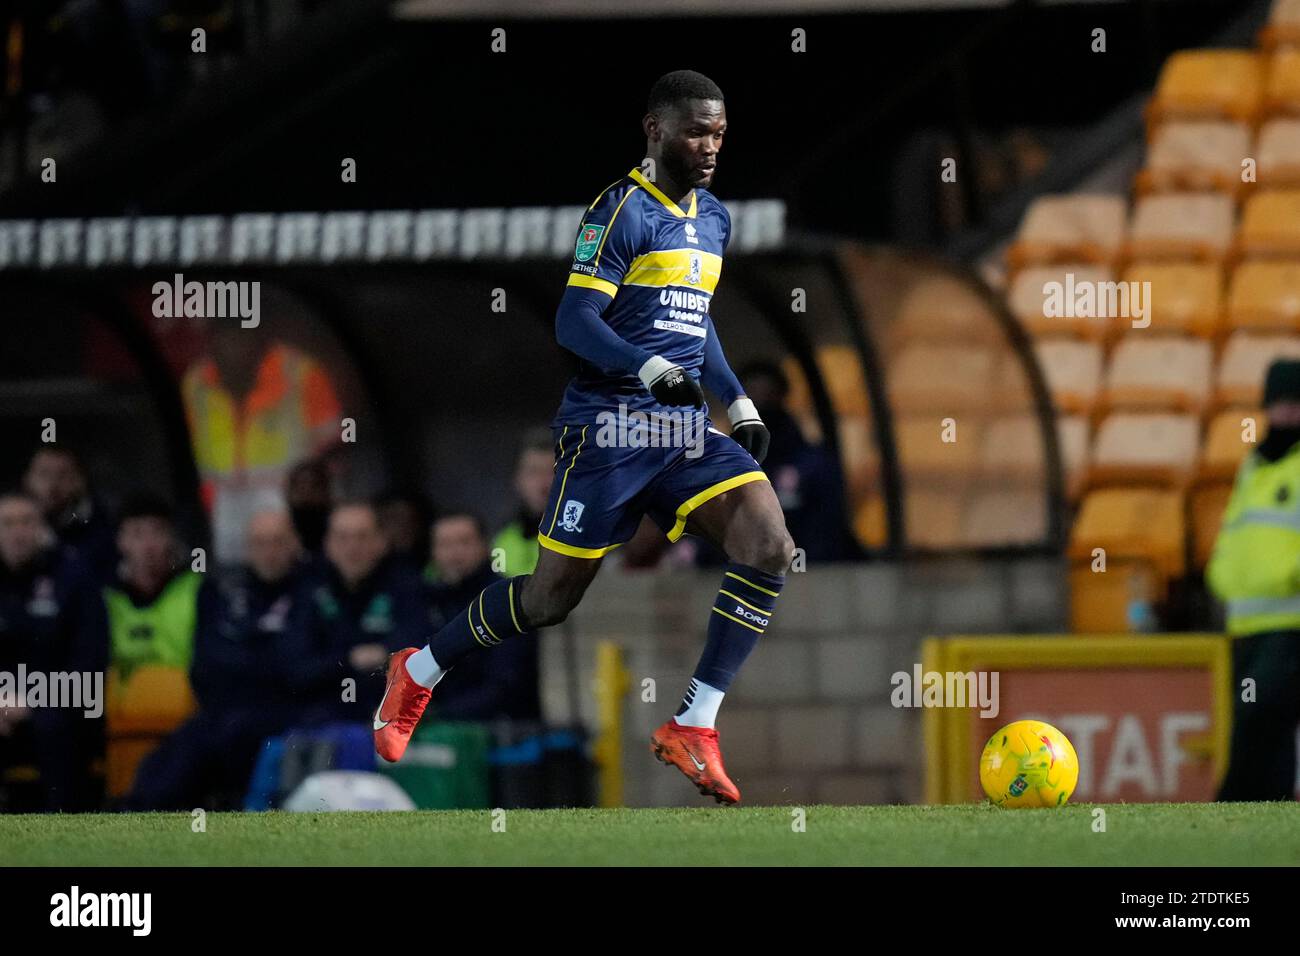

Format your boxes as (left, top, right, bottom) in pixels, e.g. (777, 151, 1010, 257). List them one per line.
(556, 187, 703, 407)
(701, 325, 770, 464)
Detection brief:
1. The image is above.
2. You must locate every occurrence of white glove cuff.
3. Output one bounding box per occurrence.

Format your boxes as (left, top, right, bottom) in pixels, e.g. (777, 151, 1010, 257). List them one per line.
(728, 397, 761, 426)
(638, 355, 676, 390)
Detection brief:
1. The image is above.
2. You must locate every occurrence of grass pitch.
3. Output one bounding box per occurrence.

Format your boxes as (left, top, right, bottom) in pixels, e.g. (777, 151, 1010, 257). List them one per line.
(2, 802, 1296, 866)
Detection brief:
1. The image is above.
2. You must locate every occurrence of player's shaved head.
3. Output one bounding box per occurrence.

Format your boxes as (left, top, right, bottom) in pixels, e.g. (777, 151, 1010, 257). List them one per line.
(647, 70, 724, 115)
(643, 70, 726, 196)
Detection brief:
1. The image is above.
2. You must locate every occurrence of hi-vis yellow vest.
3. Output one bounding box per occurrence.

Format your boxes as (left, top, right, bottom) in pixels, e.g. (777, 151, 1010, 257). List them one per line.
(104, 571, 202, 683)
(182, 344, 340, 498)
(1207, 443, 1300, 635)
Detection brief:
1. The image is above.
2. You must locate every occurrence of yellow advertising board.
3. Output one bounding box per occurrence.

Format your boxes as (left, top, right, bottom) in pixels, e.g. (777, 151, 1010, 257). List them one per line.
(923, 635, 1232, 804)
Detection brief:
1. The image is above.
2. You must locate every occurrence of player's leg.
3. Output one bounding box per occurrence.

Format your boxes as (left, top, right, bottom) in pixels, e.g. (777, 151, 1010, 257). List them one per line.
(376, 424, 642, 762)
(517, 545, 604, 626)
(647, 437, 794, 803)
(374, 549, 602, 762)
(671, 476, 793, 728)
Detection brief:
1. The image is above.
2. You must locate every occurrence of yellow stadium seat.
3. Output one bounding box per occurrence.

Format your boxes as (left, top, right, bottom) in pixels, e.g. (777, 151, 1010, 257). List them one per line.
(1190, 482, 1235, 569)
(1215, 331, 1300, 405)
(979, 415, 1044, 480)
(961, 488, 1046, 547)
(107, 665, 196, 733)
(837, 414, 879, 504)
(1120, 262, 1222, 339)
(1260, 0, 1300, 50)
(1257, 118, 1300, 187)
(904, 488, 965, 550)
(1088, 412, 1200, 489)
(106, 665, 196, 798)
(1265, 48, 1300, 116)
(1199, 408, 1263, 481)
(852, 495, 887, 551)
(888, 344, 996, 413)
(1069, 559, 1162, 632)
(1236, 189, 1300, 257)
(1033, 339, 1103, 414)
(1126, 193, 1235, 262)
(781, 355, 812, 415)
(894, 416, 981, 477)
(1009, 265, 1116, 339)
(893, 274, 1003, 344)
(1006, 195, 1128, 269)
(814, 344, 870, 417)
(1137, 120, 1251, 196)
(1102, 337, 1213, 412)
(1225, 261, 1300, 332)
(1147, 50, 1264, 128)
(1068, 486, 1187, 581)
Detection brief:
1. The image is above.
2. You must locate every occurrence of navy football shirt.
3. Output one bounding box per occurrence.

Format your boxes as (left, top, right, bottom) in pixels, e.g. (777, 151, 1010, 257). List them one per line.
(553, 166, 731, 425)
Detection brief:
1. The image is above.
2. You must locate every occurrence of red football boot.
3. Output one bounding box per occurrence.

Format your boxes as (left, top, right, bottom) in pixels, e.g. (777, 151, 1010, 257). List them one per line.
(650, 718, 741, 805)
(373, 648, 432, 763)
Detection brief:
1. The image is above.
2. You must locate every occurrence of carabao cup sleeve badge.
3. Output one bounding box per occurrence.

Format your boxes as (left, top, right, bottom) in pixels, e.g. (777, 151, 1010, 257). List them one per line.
(574, 223, 605, 262)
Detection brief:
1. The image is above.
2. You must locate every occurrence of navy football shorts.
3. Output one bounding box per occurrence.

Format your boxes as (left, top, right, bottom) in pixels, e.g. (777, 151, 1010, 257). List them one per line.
(537, 421, 768, 559)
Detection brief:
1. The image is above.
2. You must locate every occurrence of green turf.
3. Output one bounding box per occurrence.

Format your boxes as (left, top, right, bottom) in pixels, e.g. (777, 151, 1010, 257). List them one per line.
(2, 803, 1296, 866)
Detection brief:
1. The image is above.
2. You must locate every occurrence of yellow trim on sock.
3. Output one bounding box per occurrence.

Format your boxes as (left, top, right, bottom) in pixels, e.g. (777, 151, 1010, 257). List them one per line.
(478, 590, 501, 645)
(711, 606, 766, 634)
(718, 588, 774, 616)
(724, 569, 780, 598)
(666, 471, 769, 542)
(508, 579, 523, 634)
(467, 604, 492, 648)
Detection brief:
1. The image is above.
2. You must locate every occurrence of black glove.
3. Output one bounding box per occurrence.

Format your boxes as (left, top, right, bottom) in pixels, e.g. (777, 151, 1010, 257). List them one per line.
(728, 398, 770, 464)
(639, 356, 705, 408)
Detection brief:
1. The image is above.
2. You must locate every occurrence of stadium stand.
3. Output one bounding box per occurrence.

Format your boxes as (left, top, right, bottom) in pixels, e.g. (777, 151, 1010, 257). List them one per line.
(1004, 17, 1300, 629)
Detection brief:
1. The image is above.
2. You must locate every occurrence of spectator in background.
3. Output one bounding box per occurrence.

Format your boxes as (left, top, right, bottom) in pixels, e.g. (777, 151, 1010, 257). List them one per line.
(491, 428, 554, 578)
(181, 323, 341, 567)
(425, 512, 540, 721)
(1208, 359, 1300, 801)
(281, 501, 426, 725)
(126, 508, 304, 810)
(732, 361, 853, 562)
(103, 494, 202, 688)
(379, 488, 436, 575)
(0, 489, 106, 811)
(23, 446, 115, 581)
(286, 457, 333, 564)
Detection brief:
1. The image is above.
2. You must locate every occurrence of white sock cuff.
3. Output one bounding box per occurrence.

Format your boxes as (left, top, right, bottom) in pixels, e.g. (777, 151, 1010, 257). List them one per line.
(405, 646, 445, 689)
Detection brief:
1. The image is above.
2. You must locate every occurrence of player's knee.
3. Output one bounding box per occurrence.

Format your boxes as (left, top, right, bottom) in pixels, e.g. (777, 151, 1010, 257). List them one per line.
(738, 525, 795, 575)
(521, 579, 584, 628)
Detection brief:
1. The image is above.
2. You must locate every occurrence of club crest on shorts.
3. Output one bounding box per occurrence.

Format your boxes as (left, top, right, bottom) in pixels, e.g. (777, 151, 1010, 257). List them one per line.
(574, 224, 605, 262)
(561, 499, 585, 532)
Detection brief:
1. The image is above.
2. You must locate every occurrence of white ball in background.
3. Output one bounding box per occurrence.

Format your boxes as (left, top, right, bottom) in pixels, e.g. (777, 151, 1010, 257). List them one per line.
(283, 771, 416, 812)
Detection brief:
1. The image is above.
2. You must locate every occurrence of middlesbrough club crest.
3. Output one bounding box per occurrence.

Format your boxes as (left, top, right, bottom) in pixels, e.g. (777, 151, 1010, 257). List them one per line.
(561, 499, 585, 532)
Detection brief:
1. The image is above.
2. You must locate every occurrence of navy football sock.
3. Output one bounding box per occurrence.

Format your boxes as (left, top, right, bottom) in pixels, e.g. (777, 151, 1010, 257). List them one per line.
(678, 563, 784, 715)
(426, 574, 529, 667)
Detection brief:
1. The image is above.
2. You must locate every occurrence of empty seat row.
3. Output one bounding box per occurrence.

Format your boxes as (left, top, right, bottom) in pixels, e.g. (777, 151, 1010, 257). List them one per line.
(1034, 333, 1300, 412)
(1007, 190, 1300, 269)
(852, 486, 1048, 551)
(1012, 261, 1300, 340)
(1138, 118, 1300, 196)
(1147, 48, 1300, 128)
